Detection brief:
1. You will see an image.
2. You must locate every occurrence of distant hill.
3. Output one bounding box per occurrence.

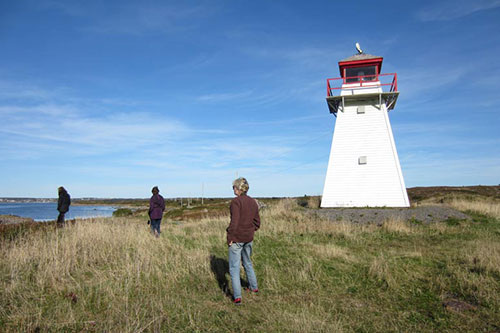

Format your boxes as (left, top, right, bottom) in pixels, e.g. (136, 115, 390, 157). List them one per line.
(2, 185, 499, 205)
(407, 185, 500, 203)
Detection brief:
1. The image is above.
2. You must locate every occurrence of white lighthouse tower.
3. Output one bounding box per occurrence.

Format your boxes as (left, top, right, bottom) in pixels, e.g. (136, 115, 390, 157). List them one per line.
(321, 45, 409, 207)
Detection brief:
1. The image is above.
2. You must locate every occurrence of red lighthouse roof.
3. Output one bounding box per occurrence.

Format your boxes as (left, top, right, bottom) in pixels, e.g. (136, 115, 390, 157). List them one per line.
(340, 53, 382, 62)
(338, 53, 383, 77)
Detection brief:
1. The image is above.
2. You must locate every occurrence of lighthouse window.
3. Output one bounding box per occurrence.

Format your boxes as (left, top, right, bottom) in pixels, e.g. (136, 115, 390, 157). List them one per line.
(346, 66, 377, 83)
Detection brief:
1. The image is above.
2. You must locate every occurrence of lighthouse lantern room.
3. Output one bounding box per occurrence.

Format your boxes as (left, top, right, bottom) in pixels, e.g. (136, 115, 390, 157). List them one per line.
(321, 44, 409, 208)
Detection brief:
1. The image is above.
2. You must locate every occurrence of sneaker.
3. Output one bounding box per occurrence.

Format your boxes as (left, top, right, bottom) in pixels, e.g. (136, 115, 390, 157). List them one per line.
(233, 298, 242, 305)
(244, 287, 259, 293)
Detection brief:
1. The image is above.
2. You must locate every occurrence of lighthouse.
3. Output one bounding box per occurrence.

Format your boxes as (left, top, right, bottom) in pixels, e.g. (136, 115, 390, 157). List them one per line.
(321, 44, 409, 208)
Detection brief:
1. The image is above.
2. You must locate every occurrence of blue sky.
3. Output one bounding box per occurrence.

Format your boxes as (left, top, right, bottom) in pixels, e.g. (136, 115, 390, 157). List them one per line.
(0, 0, 499, 198)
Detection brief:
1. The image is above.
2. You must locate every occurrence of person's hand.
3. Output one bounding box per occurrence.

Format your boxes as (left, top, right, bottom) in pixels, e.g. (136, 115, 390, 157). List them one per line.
(229, 241, 233, 246)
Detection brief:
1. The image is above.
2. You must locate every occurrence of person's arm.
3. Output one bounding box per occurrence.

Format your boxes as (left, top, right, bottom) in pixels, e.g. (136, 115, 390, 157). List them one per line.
(253, 208, 261, 231)
(227, 199, 240, 245)
(160, 196, 165, 211)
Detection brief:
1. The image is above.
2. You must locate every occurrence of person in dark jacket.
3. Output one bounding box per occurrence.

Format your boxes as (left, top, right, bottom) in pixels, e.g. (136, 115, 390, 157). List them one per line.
(57, 186, 71, 227)
(226, 177, 261, 305)
(149, 186, 165, 237)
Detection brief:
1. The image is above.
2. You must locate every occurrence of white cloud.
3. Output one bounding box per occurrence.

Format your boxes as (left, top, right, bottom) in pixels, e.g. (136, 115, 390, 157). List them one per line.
(0, 102, 189, 158)
(197, 91, 253, 103)
(417, 0, 500, 21)
(0, 80, 63, 101)
(79, 2, 215, 35)
(0, 78, 329, 197)
(246, 115, 325, 127)
(398, 66, 469, 100)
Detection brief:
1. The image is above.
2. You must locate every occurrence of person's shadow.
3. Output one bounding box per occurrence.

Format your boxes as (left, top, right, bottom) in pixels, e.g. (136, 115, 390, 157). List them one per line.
(209, 255, 231, 297)
(210, 255, 250, 298)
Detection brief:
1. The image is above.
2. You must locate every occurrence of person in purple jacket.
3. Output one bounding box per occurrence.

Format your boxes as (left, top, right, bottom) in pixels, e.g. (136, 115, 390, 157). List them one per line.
(148, 186, 165, 237)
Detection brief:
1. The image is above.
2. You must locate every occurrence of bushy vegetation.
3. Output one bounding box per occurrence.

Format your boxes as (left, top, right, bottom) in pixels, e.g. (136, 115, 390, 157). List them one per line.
(112, 208, 134, 217)
(0, 197, 499, 332)
(296, 195, 321, 209)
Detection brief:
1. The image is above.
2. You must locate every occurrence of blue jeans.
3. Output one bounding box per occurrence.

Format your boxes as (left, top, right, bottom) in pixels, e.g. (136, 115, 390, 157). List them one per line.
(150, 219, 161, 234)
(228, 241, 258, 300)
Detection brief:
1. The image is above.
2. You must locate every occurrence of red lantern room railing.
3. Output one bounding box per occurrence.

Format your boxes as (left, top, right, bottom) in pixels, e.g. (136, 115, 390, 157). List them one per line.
(326, 72, 398, 97)
(325, 72, 399, 116)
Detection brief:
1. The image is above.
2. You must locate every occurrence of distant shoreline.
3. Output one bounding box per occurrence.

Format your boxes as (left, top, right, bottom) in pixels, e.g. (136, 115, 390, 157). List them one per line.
(0, 198, 140, 204)
(0, 185, 499, 203)
(0, 203, 117, 223)
(0, 214, 116, 225)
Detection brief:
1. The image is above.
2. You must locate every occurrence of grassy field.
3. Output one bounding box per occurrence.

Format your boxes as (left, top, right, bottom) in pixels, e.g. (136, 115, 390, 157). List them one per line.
(0, 194, 499, 332)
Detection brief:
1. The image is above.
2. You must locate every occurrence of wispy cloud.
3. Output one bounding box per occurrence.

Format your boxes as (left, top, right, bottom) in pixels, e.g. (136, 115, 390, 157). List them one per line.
(197, 91, 253, 103)
(48, 1, 216, 36)
(1, 107, 187, 154)
(242, 44, 343, 73)
(0, 80, 67, 102)
(246, 115, 325, 127)
(398, 66, 469, 100)
(416, 0, 500, 21)
(0, 79, 325, 195)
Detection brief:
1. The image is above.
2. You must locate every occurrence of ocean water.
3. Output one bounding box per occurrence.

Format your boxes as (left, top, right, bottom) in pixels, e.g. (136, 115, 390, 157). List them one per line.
(0, 202, 116, 221)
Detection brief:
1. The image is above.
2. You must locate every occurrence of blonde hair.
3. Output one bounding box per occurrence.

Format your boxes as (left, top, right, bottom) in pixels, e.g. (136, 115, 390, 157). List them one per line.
(232, 177, 249, 194)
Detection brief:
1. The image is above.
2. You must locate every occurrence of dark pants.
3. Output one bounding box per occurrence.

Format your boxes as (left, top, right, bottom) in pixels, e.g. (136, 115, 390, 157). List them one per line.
(150, 219, 161, 235)
(57, 212, 66, 227)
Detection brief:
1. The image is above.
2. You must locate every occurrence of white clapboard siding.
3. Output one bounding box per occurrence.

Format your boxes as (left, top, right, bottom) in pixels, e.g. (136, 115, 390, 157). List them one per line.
(321, 86, 409, 207)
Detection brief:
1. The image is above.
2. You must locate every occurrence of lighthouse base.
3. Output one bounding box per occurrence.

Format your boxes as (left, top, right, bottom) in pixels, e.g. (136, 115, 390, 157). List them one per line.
(321, 98, 409, 208)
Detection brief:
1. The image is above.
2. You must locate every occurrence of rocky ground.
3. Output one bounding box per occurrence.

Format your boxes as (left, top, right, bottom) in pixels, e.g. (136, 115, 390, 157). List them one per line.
(312, 205, 470, 225)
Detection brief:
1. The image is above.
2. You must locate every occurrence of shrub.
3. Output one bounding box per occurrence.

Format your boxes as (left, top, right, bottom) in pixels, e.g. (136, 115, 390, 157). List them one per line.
(308, 196, 321, 209)
(296, 195, 321, 208)
(112, 208, 133, 217)
(297, 196, 309, 207)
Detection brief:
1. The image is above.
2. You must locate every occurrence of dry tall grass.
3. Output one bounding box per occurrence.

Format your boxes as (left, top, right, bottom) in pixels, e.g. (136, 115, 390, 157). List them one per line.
(1, 198, 499, 332)
(381, 217, 415, 234)
(418, 194, 500, 219)
(446, 198, 500, 219)
(264, 198, 374, 240)
(1, 216, 230, 332)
